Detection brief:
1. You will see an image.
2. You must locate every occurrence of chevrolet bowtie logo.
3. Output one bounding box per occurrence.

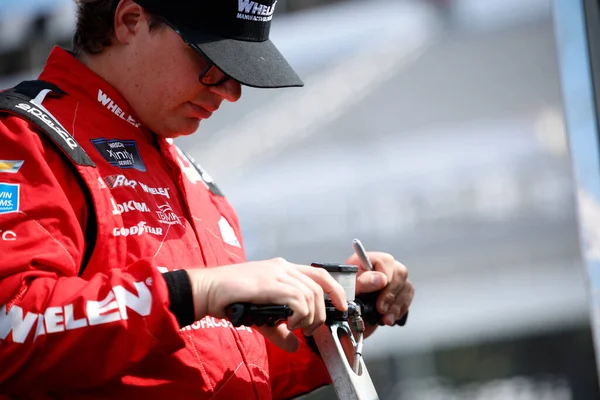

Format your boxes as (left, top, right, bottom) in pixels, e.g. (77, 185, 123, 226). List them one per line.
(0, 160, 24, 174)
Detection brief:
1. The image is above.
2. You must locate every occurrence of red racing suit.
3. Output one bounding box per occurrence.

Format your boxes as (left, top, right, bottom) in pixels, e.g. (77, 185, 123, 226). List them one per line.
(0, 47, 330, 399)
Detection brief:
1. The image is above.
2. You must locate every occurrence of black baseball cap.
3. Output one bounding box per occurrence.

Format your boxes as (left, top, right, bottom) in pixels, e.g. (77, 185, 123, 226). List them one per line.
(133, 0, 304, 89)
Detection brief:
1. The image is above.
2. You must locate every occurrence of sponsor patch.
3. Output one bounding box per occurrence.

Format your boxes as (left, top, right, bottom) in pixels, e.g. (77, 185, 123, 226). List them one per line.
(0, 160, 24, 174)
(103, 175, 170, 198)
(91, 138, 146, 172)
(156, 203, 183, 226)
(237, 0, 277, 22)
(0, 183, 19, 214)
(14, 103, 79, 151)
(104, 174, 138, 189)
(218, 216, 240, 247)
(0, 281, 152, 343)
(97, 89, 141, 128)
(110, 198, 150, 216)
(112, 221, 163, 237)
(180, 316, 252, 333)
(0, 230, 16, 241)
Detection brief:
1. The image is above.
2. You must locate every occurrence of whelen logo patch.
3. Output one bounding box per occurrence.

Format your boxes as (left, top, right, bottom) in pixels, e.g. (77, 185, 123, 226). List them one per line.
(237, 0, 277, 22)
(0, 281, 153, 343)
(90, 138, 146, 172)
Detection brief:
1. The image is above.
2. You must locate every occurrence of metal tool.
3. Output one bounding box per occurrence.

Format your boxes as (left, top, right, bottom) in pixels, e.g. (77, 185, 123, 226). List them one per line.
(350, 238, 371, 373)
(226, 239, 408, 400)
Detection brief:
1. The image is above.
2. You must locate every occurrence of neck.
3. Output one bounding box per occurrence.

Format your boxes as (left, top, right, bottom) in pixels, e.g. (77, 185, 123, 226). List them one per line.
(77, 49, 125, 97)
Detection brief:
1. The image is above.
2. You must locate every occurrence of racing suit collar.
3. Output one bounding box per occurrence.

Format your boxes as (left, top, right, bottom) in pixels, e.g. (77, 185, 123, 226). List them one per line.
(38, 46, 152, 142)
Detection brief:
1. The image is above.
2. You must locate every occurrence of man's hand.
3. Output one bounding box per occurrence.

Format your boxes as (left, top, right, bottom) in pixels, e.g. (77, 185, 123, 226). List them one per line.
(346, 252, 414, 337)
(186, 258, 348, 353)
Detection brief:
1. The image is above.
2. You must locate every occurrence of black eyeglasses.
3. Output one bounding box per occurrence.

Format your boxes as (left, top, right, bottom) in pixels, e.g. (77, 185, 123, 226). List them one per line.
(164, 21, 231, 87)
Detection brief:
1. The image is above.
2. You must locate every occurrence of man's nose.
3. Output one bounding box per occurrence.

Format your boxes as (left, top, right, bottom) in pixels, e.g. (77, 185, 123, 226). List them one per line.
(208, 79, 242, 102)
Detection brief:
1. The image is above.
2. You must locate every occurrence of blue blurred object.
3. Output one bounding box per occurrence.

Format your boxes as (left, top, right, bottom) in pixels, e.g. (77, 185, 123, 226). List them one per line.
(0, 0, 70, 15)
(0, 0, 76, 52)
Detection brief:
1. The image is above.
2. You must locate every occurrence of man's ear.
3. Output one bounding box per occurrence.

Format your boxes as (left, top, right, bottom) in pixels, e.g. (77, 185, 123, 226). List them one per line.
(113, 0, 145, 45)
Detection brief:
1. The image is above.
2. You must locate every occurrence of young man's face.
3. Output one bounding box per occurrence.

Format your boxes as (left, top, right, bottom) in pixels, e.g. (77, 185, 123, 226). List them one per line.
(117, 11, 242, 138)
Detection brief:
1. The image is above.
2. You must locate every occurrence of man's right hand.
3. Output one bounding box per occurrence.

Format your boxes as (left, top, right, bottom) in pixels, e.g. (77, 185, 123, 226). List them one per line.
(185, 258, 347, 352)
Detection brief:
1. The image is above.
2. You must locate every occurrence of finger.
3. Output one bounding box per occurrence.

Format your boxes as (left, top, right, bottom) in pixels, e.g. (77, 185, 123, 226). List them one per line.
(345, 251, 391, 273)
(376, 261, 408, 315)
(256, 280, 310, 328)
(281, 285, 311, 329)
(368, 252, 396, 283)
(296, 264, 348, 312)
(355, 271, 388, 294)
(287, 268, 326, 334)
(261, 273, 319, 331)
(256, 324, 299, 353)
(348, 252, 399, 310)
(283, 269, 319, 331)
(383, 280, 414, 326)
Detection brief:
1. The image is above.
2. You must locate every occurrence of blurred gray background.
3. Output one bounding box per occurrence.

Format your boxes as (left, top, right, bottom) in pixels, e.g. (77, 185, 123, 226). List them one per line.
(1, 0, 596, 398)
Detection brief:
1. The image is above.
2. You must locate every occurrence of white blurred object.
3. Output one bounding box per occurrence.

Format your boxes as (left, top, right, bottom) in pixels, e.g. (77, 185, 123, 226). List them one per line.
(45, 0, 77, 42)
(534, 107, 568, 156)
(396, 376, 572, 400)
(575, 189, 600, 262)
(364, 258, 588, 358)
(452, 0, 552, 31)
(190, 0, 439, 179)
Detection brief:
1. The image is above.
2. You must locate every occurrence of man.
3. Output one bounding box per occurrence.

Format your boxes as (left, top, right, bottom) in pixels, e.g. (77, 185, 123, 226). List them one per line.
(0, 0, 414, 399)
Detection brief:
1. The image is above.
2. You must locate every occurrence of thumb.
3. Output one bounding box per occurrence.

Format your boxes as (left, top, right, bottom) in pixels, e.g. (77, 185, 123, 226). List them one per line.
(256, 324, 299, 353)
(356, 271, 388, 294)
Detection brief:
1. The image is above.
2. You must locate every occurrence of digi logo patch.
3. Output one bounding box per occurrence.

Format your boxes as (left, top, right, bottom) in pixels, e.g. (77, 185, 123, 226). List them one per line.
(91, 138, 146, 172)
(0, 183, 19, 214)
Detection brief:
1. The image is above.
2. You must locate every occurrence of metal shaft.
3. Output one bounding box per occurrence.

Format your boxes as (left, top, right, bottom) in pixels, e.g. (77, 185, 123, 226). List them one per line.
(312, 322, 380, 400)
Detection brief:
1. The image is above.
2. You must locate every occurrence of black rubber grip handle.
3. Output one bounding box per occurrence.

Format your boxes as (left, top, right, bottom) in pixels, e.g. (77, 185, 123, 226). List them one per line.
(226, 303, 293, 327)
(355, 291, 409, 327)
(225, 292, 409, 328)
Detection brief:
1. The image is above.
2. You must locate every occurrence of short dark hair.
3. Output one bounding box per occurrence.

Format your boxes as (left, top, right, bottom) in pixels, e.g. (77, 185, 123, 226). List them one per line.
(72, 0, 166, 55)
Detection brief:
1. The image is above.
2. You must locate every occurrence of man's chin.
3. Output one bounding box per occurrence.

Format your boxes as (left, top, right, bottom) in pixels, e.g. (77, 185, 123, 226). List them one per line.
(157, 119, 202, 138)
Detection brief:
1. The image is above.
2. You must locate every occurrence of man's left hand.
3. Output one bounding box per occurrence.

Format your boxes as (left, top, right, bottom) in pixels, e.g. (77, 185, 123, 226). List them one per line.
(345, 251, 414, 337)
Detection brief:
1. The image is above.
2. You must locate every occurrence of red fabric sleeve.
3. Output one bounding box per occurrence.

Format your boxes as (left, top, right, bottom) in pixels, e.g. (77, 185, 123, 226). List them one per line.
(268, 331, 332, 400)
(0, 116, 185, 392)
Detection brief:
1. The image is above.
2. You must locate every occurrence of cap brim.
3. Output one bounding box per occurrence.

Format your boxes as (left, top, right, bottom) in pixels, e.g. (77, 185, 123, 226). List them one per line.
(182, 29, 304, 89)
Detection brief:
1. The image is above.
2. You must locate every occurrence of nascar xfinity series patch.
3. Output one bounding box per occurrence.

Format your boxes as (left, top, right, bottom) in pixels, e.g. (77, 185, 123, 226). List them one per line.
(91, 138, 146, 172)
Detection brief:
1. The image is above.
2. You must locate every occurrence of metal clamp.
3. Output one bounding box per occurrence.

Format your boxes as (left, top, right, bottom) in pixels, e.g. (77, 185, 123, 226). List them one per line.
(312, 319, 379, 400)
